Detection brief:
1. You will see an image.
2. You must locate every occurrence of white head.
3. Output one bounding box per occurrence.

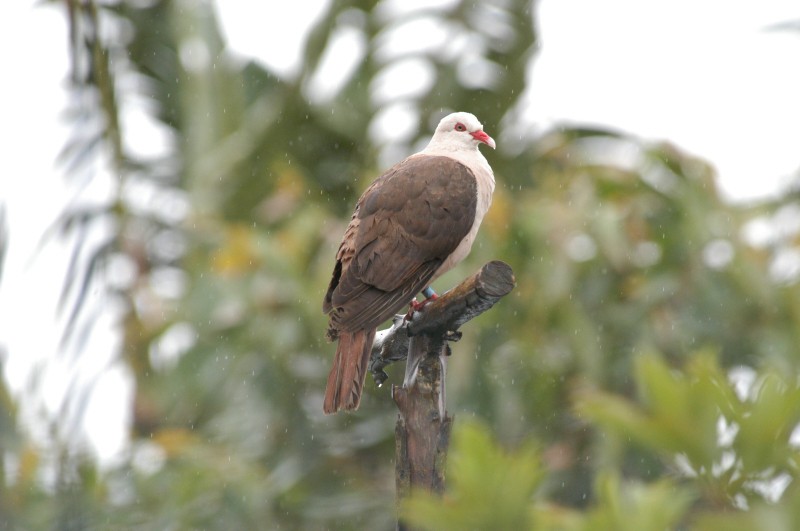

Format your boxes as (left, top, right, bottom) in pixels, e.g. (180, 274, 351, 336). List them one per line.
(424, 112, 496, 152)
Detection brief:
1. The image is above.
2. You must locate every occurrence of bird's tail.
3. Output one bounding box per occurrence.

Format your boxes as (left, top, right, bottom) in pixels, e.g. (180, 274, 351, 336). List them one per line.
(323, 329, 376, 414)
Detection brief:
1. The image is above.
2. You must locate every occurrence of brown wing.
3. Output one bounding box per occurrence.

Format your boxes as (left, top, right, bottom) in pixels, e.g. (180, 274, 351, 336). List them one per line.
(324, 155, 477, 334)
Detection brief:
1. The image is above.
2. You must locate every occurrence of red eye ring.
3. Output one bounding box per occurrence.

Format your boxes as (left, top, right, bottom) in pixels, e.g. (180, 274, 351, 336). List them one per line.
(455, 122, 466, 132)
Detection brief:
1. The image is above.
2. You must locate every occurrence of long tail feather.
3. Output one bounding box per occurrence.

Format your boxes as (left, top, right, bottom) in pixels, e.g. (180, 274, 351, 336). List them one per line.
(323, 329, 376, 414)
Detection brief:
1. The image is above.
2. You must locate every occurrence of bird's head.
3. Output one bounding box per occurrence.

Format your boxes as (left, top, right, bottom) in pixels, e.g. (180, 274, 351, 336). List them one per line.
(428, 112, 496, 151)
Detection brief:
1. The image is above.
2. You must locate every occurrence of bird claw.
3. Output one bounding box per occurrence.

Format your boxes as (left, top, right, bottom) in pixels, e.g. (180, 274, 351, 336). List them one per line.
(404, 293, 439, 322)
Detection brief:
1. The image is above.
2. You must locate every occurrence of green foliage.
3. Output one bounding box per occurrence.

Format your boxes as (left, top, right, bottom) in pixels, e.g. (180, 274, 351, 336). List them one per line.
(401, 420, 543, 531)
(402, 354, 800, 530)
(534, 472, 695, 531)
(694, 484, 800, 531)
(578, 353, 728, 474)
(3, 0, 800, 528)
(578, 353, 800, 508)
(401, 420, 696, 531)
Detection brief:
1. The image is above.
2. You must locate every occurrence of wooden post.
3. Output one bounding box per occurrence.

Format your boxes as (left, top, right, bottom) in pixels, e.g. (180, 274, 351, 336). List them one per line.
(369, 261, 515, 530)
(393, 333, 451, 513)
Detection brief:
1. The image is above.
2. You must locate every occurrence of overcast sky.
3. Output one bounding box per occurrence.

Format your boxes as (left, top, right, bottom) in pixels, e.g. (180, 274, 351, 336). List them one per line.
(218, 0, 800, 201)
(1, 0, 799, 463)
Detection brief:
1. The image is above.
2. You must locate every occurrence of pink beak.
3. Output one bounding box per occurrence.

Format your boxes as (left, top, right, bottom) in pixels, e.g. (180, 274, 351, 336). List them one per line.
(471, 130, 496, 149)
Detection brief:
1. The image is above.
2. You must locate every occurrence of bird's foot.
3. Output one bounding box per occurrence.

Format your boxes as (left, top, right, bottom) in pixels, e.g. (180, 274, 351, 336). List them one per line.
(404, 292, 438, 322)
(411, 293, 438, 312)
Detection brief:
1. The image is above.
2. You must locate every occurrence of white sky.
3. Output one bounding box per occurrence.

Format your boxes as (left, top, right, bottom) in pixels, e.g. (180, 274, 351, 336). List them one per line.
(0, 1, 131, 463)
(1, 0, 798, 463)
(529, 0, 800, 201)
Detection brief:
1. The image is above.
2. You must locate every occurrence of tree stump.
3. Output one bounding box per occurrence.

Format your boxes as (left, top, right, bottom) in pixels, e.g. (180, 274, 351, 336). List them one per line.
(369, 260, 515, 530)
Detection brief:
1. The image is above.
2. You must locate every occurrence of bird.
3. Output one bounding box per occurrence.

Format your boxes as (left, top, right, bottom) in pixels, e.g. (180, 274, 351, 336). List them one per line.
(322, 111, 496, 414)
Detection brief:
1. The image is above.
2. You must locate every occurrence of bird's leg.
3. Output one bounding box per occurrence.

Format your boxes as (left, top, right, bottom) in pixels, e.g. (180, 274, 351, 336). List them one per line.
(414, 286, 439, 309)
(405, 286, 439, 320)
(421, 286, 438, 300)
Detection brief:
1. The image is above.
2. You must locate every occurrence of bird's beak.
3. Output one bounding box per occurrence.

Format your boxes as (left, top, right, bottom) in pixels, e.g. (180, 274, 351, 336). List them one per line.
(471, 130, 496, 149)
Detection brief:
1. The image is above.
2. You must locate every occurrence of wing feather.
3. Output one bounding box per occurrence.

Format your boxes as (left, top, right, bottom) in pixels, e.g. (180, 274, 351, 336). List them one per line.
(325, 155, 478, 333)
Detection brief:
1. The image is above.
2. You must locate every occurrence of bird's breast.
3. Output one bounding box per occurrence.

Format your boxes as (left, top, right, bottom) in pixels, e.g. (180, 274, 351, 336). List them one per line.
(432, 161, 495, 281)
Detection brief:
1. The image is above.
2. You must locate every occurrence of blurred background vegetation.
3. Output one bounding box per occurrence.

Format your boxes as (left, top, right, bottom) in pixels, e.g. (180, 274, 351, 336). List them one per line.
(2, 0, 800, 529)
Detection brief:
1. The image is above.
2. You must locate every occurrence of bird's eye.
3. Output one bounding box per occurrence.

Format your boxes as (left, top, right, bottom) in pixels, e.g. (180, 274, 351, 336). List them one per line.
(455, 123, 466, 132)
